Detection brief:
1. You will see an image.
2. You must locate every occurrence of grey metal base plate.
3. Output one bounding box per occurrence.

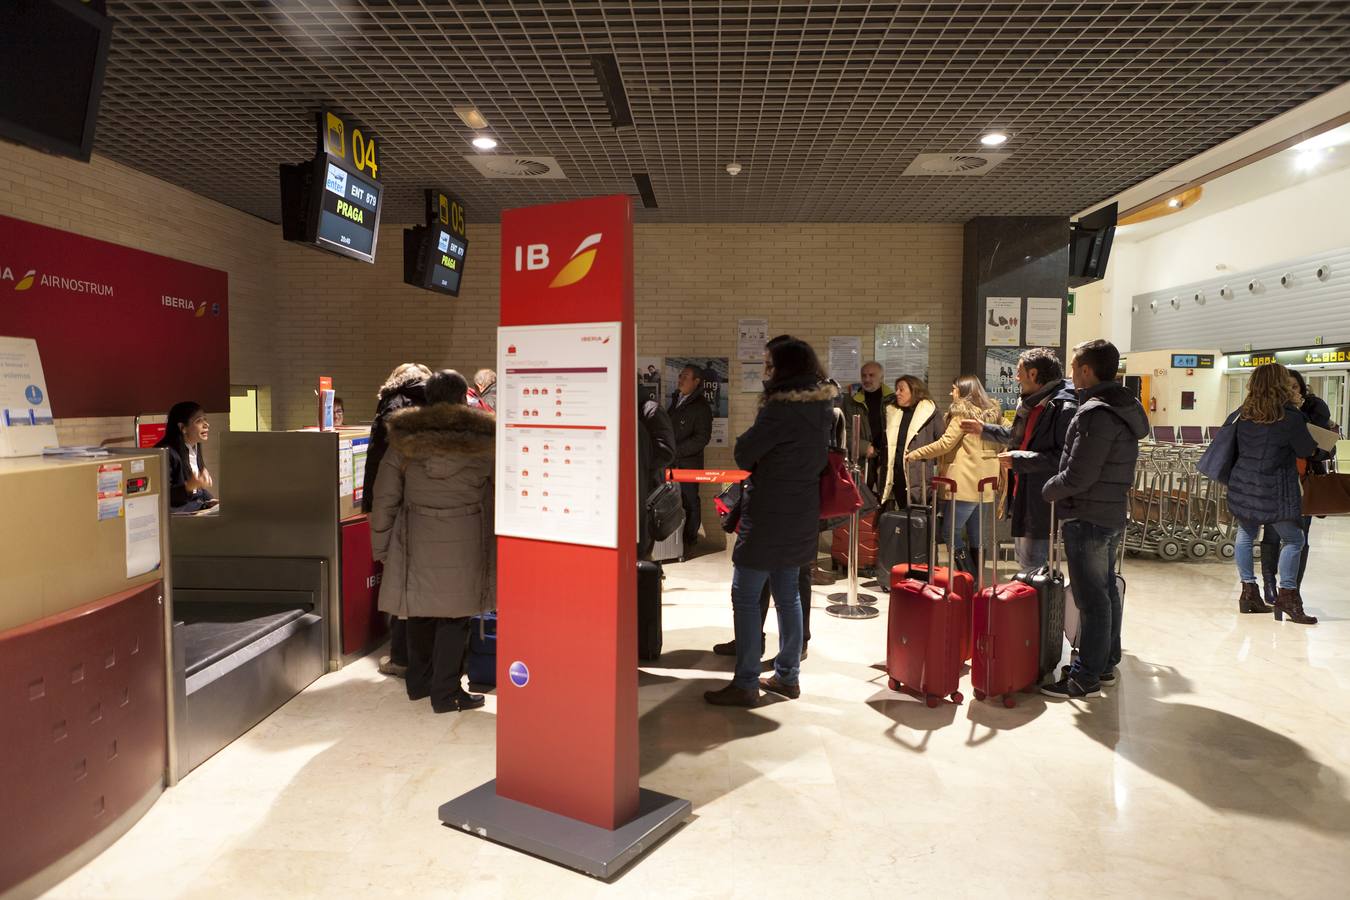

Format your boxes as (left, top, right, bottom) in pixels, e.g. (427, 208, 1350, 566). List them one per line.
(827, 591, 878, 606)
(825, 602, 880, 619)
(439, 780, 691, 880)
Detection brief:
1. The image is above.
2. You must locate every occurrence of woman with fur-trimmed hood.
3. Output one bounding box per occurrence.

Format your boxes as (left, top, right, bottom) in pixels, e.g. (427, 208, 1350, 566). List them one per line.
(705, 337, 835, 708)
(370, 369, 495, 713)
(880, 375, 945, 508)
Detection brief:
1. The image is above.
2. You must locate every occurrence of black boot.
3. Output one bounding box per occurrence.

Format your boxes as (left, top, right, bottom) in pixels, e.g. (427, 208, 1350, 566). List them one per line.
(1239, 582, 1272, 614)
(1273, 588, 1317, 625)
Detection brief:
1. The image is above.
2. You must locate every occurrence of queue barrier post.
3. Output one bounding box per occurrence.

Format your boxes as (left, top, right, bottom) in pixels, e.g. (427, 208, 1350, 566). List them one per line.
(827, 414, 879, 619)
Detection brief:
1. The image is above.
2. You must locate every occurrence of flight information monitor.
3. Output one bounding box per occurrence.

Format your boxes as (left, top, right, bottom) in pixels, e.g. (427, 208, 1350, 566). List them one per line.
(280, 109, 385, 264)
(425, 227, 468, 295)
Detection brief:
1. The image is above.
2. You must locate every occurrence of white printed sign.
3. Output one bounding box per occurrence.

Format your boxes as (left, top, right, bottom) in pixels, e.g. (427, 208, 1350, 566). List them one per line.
(0, 336, 58, 458)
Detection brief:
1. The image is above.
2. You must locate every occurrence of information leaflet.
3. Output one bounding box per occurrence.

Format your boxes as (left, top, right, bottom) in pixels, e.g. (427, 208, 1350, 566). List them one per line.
(496, 322, 621, 549)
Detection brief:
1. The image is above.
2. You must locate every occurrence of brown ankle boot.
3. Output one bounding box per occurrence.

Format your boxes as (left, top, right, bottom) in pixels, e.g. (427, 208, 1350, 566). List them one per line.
(1238, 582, 1272, 614)
(1273, 588, 1318, 625)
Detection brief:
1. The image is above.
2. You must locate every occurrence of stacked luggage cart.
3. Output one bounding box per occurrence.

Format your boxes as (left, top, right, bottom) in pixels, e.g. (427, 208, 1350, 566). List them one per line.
(1125, 436, 1236, 562)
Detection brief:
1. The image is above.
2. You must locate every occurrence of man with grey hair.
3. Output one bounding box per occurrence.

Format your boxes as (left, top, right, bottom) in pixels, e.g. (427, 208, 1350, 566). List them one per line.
(468, 368, 496, 413)
(843, 360, 892, 494)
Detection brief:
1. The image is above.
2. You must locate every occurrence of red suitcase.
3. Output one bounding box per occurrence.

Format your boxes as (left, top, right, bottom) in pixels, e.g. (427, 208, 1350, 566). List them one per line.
(971, 477, 1041, 708)
(886, 477, 965, 707)
(832, 510, 878, 570)
(890, 481, 975, 661)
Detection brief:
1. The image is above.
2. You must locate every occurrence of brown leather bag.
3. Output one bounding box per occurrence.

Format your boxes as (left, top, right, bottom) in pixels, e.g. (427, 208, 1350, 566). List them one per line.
(1301, 472, 1350, 517)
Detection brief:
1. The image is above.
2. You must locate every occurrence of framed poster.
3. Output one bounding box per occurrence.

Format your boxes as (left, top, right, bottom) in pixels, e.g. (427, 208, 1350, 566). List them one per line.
(664, 356, 730, 446)
(874, 324, 930, 384)
(985, 297, 1021, 346)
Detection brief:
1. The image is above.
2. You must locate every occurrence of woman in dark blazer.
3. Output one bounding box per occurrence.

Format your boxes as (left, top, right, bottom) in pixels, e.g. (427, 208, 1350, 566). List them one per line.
(154, 401, 215, 512)
(1228, 364, 1318, 623)
(705, 338, 834, 707)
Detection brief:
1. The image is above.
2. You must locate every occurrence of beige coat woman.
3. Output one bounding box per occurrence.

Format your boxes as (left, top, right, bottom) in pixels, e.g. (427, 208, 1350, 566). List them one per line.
(907, 399, 1003, 502)
(370, 403, 495, 619)
(880, 397, 943, 506)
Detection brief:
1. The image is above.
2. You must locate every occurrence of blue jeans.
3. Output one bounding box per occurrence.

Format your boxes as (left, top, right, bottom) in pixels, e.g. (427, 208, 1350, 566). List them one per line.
(1062, 520, 1123, 684)
(731, 565, 802, 689)
(944, 500, 981, 573)
(1236, 520, 1304, 590)
(1015, 536, 1049, 572)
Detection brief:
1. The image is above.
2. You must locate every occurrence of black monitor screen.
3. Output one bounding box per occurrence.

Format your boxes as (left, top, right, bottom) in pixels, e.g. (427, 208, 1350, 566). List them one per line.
(315, 158, 382, 261)
(424, 227, 468, 295)
(0, 0, 113, 161)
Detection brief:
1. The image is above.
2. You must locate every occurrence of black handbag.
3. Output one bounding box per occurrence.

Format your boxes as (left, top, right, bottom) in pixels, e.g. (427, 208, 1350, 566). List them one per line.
(646, 481, 685, 542)
(715, 480, 746, 533)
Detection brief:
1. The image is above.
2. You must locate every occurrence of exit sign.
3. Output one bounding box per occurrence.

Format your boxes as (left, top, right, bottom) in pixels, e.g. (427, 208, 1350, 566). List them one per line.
(1066, 292, 1076, 316)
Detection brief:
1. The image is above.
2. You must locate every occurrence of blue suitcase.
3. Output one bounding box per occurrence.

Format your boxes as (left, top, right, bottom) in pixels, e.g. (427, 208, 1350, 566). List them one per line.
(467, 613, 497, 687)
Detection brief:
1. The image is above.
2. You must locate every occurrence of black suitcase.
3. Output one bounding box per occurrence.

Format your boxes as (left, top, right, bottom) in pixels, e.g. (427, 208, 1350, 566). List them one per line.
(638, 560, 663, 662)
(877, 495, 930, 576)
(1011, 506, 1065, 681)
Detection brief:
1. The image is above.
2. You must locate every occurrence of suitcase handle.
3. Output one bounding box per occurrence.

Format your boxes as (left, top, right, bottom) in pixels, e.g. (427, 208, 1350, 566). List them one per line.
(976, 477, 1001, 596)
(928, 477, 959, 598)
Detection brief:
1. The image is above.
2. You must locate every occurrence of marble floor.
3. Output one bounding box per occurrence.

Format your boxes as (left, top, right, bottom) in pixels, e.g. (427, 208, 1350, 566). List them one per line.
(47, 522, 1350, 899)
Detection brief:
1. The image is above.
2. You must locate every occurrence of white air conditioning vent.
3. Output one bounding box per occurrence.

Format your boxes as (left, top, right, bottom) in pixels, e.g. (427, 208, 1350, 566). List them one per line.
(464, 155, 567, 179)
(902, 152, 1010, 176)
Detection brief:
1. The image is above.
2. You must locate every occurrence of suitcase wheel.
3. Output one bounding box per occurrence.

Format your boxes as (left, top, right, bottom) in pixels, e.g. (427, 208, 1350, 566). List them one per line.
(887, 677, 900, 692)
(925, 694, 939, 708)
(950, 691, 963, 705)
(973, 689, 986, 702)
(1002, 694, 1016, 709)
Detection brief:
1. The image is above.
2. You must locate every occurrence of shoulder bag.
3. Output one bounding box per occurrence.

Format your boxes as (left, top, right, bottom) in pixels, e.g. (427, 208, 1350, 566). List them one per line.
(1197, 412, 1240, 484)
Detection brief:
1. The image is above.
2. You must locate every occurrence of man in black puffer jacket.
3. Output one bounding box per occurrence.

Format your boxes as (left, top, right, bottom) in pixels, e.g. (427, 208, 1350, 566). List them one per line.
(1041, 340, 1149, 700)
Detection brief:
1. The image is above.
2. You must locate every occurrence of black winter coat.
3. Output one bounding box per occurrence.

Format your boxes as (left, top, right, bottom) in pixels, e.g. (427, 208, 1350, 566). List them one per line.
(732, 378, 836, 570)
(982, 380, 1078, 539)
(1225, 405, 1317, 526)
(669, 392, 713, 468)
(362, 379, 428, 513)
(1043, 382, 1149, 529)
(638, 400, 677, 559)
(163, 444, 214, 511)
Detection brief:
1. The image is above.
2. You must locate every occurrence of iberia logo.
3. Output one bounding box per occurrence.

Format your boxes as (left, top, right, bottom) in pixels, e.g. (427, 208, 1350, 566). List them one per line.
(548, 233, 602, 289)
(2, 267, 37, 291)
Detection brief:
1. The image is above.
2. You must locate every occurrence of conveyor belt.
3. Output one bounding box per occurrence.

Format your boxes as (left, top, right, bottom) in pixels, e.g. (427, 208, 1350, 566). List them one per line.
(176, 602, 313, 678)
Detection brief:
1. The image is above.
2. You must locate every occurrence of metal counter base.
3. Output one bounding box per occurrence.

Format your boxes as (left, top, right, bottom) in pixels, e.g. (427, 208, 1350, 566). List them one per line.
(439, 781, 690, 880)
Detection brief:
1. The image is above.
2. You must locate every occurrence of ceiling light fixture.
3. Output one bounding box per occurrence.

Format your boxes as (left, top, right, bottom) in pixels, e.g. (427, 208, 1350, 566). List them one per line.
(454, 107, 490, 130)
(1295, 149, 1322, 172)
(472, 136, 498, 151)
(1167, 197, 1182, 208)
(980, 132, 1009, 147)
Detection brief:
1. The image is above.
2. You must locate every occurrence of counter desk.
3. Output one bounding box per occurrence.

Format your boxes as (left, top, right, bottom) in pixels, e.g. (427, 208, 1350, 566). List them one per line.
(0, 450, 171, 899)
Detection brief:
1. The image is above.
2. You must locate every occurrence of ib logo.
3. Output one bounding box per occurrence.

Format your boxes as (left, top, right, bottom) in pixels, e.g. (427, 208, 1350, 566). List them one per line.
(24, 385, 43, 405)
(513, 233, 602, 288)
(508, 660, 530, 688)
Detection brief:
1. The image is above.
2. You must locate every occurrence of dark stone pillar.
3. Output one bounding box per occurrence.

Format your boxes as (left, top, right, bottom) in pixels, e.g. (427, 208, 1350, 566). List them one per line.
(961, 217, 1070, 409)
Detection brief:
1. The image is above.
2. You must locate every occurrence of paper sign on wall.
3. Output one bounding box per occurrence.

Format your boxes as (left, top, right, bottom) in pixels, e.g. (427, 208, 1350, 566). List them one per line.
(0, 336, 58, 458)
(985, 297, 1021, 346)
(828, 336, 862, 385)
(124, 494, 161, 578)
(736, 319, 768, 362)
(874, 324, 930, 383)
(1025, 297, 1063, 347)
(496, 322, 623, 549)
(737, 361, 763, 393)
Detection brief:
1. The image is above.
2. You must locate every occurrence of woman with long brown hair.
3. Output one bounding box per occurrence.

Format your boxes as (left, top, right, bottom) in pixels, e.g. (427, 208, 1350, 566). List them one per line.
(1226, 363, 1318, 623)
(905, 375, 1003, 573)
(880, 374, 945, 509)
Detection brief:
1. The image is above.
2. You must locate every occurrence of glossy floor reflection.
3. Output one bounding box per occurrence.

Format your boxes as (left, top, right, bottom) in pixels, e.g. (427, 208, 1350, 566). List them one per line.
(47, 522, 1350, 899)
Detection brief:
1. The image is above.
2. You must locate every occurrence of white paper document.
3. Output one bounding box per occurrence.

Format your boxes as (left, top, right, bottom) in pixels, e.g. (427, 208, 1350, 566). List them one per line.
(496, 322, 622, 549)
(737, 318, 769, 362)
(1308, 423, 1340, 453)
(985, 297, 1021, 346)
(738, 361, 763, 393)
(1025, 297, 1063, 347)
(124, 494, 162, 578)
(828, 336, 862, 384)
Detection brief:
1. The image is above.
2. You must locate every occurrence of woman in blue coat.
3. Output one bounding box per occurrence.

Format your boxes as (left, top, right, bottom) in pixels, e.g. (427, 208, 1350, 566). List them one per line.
(705, 338, 835, 707)
(1228, 364, 1318, 623)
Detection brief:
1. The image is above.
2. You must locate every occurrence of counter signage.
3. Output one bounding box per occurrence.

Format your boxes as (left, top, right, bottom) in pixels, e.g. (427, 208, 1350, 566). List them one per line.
(1171, 353, 1214, 369)
(0, 336, 58, 458)
(1227, 345, 1350, 369)
(495, 321, 622, 549)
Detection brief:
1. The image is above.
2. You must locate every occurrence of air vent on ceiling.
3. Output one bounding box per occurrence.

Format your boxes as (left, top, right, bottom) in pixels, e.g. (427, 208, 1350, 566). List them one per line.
(463, 155, 567, 180)
(902, 152, 1010, 177)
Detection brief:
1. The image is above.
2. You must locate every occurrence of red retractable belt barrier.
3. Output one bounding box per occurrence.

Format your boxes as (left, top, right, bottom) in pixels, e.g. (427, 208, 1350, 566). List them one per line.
(665, 468, 751, 483)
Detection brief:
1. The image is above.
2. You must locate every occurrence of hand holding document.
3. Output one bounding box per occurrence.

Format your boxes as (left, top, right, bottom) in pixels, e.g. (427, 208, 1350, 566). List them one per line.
(1308, 423, 1340, 454)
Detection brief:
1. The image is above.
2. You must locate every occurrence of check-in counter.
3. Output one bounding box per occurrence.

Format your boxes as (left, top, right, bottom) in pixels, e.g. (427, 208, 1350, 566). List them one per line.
(0, 450, 171, 900)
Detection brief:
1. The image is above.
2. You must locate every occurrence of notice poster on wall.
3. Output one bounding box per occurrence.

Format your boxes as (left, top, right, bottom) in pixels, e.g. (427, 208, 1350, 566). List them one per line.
(496, 322, 622, 549)
(0, 336, 57, 458)
(664, 356, 730, 446)
(737, 361, 763, 393)
(351, 436, 370, 505)
(985, 297, 1022, 346)
(986, 347, 1023, 416)
(1025, 297, 1063, 347)
(736, 318, 769, 362)
(637, 355, 663, 407)
(874, 324, 929, 384)
(828, 336, 862, 385)
(124, 494, 161, 578)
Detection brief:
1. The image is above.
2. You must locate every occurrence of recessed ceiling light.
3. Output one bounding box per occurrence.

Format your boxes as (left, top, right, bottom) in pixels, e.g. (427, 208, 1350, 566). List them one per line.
(1295, 149, 1322, 172)
(1167, 198, 1182, 208)
(980, 132, 1009, 147)
(454, 106, 490, 130)
(472, 136, 498, 151)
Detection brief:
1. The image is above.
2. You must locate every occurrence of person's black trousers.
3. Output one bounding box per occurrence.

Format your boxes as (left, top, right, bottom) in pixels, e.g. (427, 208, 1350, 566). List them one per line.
(389, 616, 409, 667)
(758, 564, 813, 648)
(405, 615, 472, 706)
(1260, 516, 1312, 597)
(679, 481, 702, 545)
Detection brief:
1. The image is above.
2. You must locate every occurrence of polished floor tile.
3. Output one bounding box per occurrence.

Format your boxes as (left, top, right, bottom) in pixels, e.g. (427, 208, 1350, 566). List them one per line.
(45, 521, 1350, 899)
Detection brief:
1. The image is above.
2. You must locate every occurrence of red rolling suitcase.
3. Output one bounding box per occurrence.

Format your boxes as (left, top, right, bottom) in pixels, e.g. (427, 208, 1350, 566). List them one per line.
(890, 482, 975, 662)
(831, 510, 878, 570)
(886, 477, 965, 708)
(971, 477, 1040, 708)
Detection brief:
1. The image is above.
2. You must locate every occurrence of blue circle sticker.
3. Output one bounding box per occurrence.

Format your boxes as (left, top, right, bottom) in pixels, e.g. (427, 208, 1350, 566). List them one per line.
(508, 660, 530, 687)
(24, 384, 43, 405)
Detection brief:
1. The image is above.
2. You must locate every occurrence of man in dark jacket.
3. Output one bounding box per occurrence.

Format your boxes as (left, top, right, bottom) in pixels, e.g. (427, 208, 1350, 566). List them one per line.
(841, 361, 893, 493)
(961, 347, 1077, 570)
(638, 399, 677, 560)
(669, 364, 714, 548)
(1040, 340, 1149, 700)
